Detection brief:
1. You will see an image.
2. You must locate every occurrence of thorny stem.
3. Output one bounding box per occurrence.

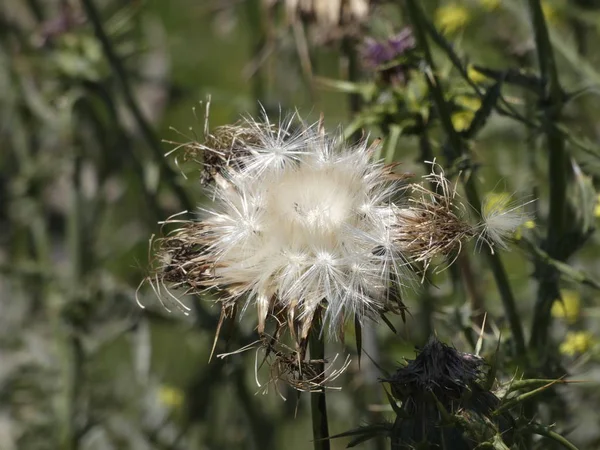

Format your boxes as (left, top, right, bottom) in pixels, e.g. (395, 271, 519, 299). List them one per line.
(405, 0, 527, 358)
(309, 308, 330, 450)
(527, 0, 568, 357)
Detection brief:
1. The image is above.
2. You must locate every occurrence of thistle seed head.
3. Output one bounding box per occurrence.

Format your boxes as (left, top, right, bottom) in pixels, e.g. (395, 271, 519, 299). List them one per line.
(149, 112, 413, 346)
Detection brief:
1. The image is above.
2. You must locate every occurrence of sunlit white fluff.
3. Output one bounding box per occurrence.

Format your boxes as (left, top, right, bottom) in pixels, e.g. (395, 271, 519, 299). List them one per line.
(477, 193, 534, 253)
(198, 114, 410, 337)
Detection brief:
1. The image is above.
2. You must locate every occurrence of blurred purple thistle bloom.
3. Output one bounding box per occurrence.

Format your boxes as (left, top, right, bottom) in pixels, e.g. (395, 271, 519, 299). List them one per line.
(388, 28, 416, 55)
(363, 39, 395, 67)
(363, 27, 415, 68)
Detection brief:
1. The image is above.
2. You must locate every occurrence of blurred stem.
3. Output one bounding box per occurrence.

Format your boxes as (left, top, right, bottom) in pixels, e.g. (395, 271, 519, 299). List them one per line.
(309, 309, 330, 450)
(58, 150, 85, 450)
(457, 253, 486, 329)
(245, 0, 267, 108)
(406, 0, 526, 358)
(80, 0, 193, 211)
(233, 367, 274, 450)
(527, 0, 567, 356)
(341, 37, 362, 139)
(416, 121, 435, 340)
(25, 0, 44, 22)
(417, 119, 486, 331)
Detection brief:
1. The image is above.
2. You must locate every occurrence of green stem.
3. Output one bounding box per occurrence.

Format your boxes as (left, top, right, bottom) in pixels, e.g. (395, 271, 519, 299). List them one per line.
(309, 309, 330, 450)
(527, 0, 568, 355)
(405, 0, 526, 358)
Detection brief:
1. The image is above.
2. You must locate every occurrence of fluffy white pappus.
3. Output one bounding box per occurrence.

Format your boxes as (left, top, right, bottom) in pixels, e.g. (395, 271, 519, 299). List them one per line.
(477, 194, 535, 253)
(200, 115, 411, 336)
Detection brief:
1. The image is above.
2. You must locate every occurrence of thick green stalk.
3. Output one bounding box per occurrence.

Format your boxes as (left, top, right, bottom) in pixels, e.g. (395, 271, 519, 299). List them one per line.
(526, 0, 567, 355)
(405, 0, 526, 358)
(309, 309, 330, 450)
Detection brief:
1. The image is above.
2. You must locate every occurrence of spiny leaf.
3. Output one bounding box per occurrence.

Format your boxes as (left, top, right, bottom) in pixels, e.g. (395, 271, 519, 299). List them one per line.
(525, 423, 580, 450)
(329, 423, 392, 447)
(507, 378, 584, 393)
(494, 379, 562, 416)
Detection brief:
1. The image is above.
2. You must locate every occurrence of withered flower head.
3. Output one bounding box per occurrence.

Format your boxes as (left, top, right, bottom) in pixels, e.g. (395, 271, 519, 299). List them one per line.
(386, 336, 485, 402)
(382, 337, 513, 449)
(394, 162, 475, 271)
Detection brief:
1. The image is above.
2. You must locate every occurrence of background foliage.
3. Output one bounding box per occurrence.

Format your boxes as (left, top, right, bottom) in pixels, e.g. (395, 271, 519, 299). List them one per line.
(3, 0, 600, 448)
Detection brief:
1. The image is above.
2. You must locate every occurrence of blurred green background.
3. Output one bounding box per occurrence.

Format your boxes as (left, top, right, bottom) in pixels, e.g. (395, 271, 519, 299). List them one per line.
(3, 0, 600, 449)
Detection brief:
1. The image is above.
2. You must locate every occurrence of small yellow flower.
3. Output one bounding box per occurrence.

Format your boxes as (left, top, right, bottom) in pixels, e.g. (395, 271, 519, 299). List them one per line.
(455, 95, 482, 111)
(541, 1, 559, 25)
(467, 65, 489, 84)
(514, 219, 535, 240)
(451, 111, 475, 131)
(479, 0, 500, 10)
(551, 290, 581, 324)
(483, 192, 510, 216)
(158, 385, 185, 408)
(451, 95, 481, 131)
(559, 331, 594, 356)
(594, 194, 600, 218)
(435, 4, 471, 35)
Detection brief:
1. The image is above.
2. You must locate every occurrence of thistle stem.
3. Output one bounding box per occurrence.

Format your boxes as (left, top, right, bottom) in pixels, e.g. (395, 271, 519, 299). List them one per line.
(405, 0, 526, 358)
(526, 0, 568, 357)
(309, 309, 330, 450)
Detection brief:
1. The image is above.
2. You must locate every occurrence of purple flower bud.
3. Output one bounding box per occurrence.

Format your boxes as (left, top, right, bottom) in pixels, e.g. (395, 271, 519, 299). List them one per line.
(388, 28, 416, 55)
(363, 38, 396, 67)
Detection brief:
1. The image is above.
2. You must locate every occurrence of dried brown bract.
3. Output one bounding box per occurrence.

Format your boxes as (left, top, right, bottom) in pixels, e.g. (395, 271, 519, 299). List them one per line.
(395, 162, 475, 272)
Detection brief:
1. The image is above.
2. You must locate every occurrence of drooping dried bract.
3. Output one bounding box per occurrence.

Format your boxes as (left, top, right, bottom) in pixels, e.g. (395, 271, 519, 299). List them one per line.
(395, 163, 476, 271)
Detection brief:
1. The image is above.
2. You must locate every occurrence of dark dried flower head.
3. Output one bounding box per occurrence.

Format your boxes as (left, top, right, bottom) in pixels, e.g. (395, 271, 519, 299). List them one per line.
(385, 336, 484, 402)
(382, 337, 512, 449)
